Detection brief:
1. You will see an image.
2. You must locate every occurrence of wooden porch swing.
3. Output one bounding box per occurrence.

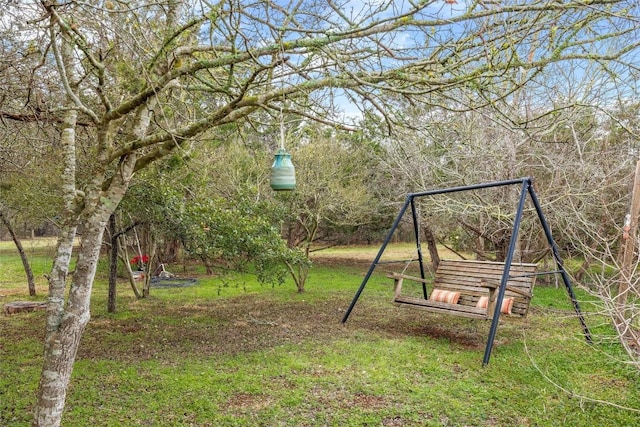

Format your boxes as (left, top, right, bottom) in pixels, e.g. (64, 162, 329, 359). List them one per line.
(341, 178, 592, 366)
(389, 259, 537, 320)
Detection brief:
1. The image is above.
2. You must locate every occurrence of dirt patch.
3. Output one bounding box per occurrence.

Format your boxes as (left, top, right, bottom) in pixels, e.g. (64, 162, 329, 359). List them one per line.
(74, 295, 361, 362)
(309, 254, 374, 269)
(67, 294, 487, 363)
(226, 392, 274, 415)
(2, 296, 492, 371)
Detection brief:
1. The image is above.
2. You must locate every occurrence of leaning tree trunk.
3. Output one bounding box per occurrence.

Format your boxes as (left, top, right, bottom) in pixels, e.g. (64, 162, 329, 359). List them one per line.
(0, 209, 37, 296)
(117, 233, 143, 299)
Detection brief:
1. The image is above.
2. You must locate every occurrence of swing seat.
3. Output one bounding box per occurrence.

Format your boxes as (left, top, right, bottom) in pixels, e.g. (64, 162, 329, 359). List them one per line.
(389, 259, 537, 320)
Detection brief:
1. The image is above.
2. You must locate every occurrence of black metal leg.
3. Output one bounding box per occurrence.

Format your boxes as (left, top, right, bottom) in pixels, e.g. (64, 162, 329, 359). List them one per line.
(528, 185, 592, 343)
(341, 196, 413, 323)
(483, 179, 530, 366)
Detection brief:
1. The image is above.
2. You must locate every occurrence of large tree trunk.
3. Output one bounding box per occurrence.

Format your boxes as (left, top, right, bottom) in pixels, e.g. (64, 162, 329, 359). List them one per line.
(33, 221, 105, 426)
(34, 197, 131, 426)
(32, 110, 136, 426)
(0, 209, 37, 296)
(32, 92, 78, 422)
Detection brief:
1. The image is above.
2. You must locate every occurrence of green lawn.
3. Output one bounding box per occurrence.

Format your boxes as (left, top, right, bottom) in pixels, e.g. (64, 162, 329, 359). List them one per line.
(1, 241, 639, 426)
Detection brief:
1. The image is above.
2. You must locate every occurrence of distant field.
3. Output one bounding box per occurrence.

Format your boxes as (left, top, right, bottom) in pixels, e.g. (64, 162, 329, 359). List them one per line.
(0, 239, 470, 296)
(0, 237, 56, 249)
(0, 238, 453, 262)
(311, 242, 461, 262)
(0, 238, 73, 295)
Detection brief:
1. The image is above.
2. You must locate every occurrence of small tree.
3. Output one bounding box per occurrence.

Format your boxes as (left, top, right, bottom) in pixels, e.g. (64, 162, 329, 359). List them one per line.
(121, 149, 306, 287)
(0, 206, 37, 295)
(280, 132, 381, 291)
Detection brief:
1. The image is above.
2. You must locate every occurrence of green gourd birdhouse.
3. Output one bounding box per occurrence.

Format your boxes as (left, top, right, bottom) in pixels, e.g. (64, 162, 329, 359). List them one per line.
(270, 148, 296, 191)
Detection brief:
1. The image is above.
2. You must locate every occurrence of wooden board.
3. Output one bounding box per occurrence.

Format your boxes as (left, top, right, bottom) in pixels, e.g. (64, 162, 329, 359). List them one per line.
(4, 301, 47, 315)
(394, 295, 489, 319)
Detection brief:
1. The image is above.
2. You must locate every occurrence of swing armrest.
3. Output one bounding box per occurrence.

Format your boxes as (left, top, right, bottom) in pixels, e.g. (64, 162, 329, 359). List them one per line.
(387, 273, 429, 300)
(386, 273, 429, 284)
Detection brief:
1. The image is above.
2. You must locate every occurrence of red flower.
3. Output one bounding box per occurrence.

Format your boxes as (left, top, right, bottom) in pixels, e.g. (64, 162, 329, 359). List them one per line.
(130, 255, 149, 265)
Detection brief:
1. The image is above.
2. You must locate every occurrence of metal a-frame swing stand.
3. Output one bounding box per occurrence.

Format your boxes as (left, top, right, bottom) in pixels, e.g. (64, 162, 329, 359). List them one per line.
(341, 177, 592, 366)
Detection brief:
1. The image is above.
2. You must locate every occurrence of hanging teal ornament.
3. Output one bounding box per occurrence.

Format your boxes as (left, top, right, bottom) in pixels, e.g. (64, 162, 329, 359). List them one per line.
(270, 148, 296, 191)
(270, 116, 296, 191)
